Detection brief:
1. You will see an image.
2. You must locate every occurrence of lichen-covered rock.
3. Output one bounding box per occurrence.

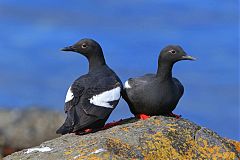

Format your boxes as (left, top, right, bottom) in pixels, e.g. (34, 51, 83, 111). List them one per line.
(4, 116, 240, 160)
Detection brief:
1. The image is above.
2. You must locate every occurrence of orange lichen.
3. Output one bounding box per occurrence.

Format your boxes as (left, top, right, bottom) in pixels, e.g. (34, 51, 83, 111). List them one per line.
(140, 132, 185, 159)
(120, 126, 130, 132)
(64, 150, 73, 155)
(138, 129, 239, 160)
(229, 139, 240, 153)
(104, 137, 142, 159)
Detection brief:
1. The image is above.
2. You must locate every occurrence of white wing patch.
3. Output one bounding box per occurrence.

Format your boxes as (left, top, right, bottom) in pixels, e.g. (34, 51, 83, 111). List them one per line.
(124, 80, 131, 89)
(89, 87, 121, 108)
(65, 86, 74, 103)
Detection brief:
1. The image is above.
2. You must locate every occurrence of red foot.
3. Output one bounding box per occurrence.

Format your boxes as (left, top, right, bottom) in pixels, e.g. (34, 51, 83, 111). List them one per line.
(102, 119, 123, 130)
(84, 128, 93, 133)
(136, 114, 150, 120)
(75, 128, 93, 135)
(168, 112, 182, 119)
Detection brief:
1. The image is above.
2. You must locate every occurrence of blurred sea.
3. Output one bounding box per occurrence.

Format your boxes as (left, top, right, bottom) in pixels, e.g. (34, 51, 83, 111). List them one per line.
(0, 1, 239, 140)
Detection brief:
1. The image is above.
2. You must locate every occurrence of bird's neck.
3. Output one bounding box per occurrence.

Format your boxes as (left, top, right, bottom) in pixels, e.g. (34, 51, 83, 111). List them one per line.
(88, 53, 106, 72)
(156, 61, 173, 81)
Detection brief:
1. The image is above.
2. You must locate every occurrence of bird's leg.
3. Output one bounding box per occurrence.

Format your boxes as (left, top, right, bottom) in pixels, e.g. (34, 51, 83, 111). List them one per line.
(84, 128, 93, 133)
(75, 120, 124, 134)
(167, 112, 182, 119)
(136, 114, 150, 120)
(102, 119, 123, 130)
(75, 128, 93, 135)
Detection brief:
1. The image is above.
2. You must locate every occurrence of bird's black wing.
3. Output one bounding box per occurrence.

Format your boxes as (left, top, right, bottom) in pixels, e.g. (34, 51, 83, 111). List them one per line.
(57, 74, 122, 134)
(126, 74, 155, 88)
(64, 80, 84, 113)
(56, 76, 87, 134)
(122, 74, 156, 115)
(173, 78, 184, 97)
(79, 75, 121, 118)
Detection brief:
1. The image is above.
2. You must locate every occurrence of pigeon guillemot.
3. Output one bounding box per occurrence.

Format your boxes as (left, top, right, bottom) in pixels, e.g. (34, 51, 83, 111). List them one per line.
(56, 38, 122, 135)
(122, 45, 195, 119)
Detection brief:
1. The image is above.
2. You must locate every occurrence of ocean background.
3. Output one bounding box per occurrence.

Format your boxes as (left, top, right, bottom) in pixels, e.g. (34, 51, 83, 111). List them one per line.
(0, 1, 239, 140)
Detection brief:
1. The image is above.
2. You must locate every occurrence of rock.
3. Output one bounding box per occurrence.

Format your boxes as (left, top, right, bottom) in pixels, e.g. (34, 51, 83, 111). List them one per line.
(0, 108, 64, 157)
(4, 116, 240, 160)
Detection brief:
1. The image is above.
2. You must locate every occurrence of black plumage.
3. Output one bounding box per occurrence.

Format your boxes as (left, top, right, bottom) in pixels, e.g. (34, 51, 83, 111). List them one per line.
(122, 45, 195, 117)
(56, 38, 122, 135)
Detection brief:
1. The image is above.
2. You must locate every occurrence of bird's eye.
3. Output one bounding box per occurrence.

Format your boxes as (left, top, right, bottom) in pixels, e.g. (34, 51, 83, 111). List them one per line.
(169, 50, 176, 54)
(82, 43, 87, 48)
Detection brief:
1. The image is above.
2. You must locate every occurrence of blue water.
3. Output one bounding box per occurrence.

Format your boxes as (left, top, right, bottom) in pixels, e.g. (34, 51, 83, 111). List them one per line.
(0, 1, 239, 140)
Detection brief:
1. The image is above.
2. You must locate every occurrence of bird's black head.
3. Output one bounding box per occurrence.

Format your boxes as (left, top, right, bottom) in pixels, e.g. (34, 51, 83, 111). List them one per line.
(159, 45, 196, 64)
(61, 38, 103, 58)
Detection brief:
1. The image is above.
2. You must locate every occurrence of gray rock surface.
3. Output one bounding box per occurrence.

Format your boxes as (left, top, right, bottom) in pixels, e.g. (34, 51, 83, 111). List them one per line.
(4, 116, 240, 160)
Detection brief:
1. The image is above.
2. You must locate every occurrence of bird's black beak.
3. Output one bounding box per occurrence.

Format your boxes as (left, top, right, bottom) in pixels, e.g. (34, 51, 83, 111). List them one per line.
(181, 55, 196, 61)
(61, 46, 75, 52)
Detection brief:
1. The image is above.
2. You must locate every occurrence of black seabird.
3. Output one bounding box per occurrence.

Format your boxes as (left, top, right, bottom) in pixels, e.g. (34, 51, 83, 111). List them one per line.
(56, 38, 122, 135)
(122, 45, 195, 119)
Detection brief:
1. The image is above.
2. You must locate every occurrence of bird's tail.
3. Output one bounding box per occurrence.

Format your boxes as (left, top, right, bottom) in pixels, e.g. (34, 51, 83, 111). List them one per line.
(56, 116, 74, 135)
